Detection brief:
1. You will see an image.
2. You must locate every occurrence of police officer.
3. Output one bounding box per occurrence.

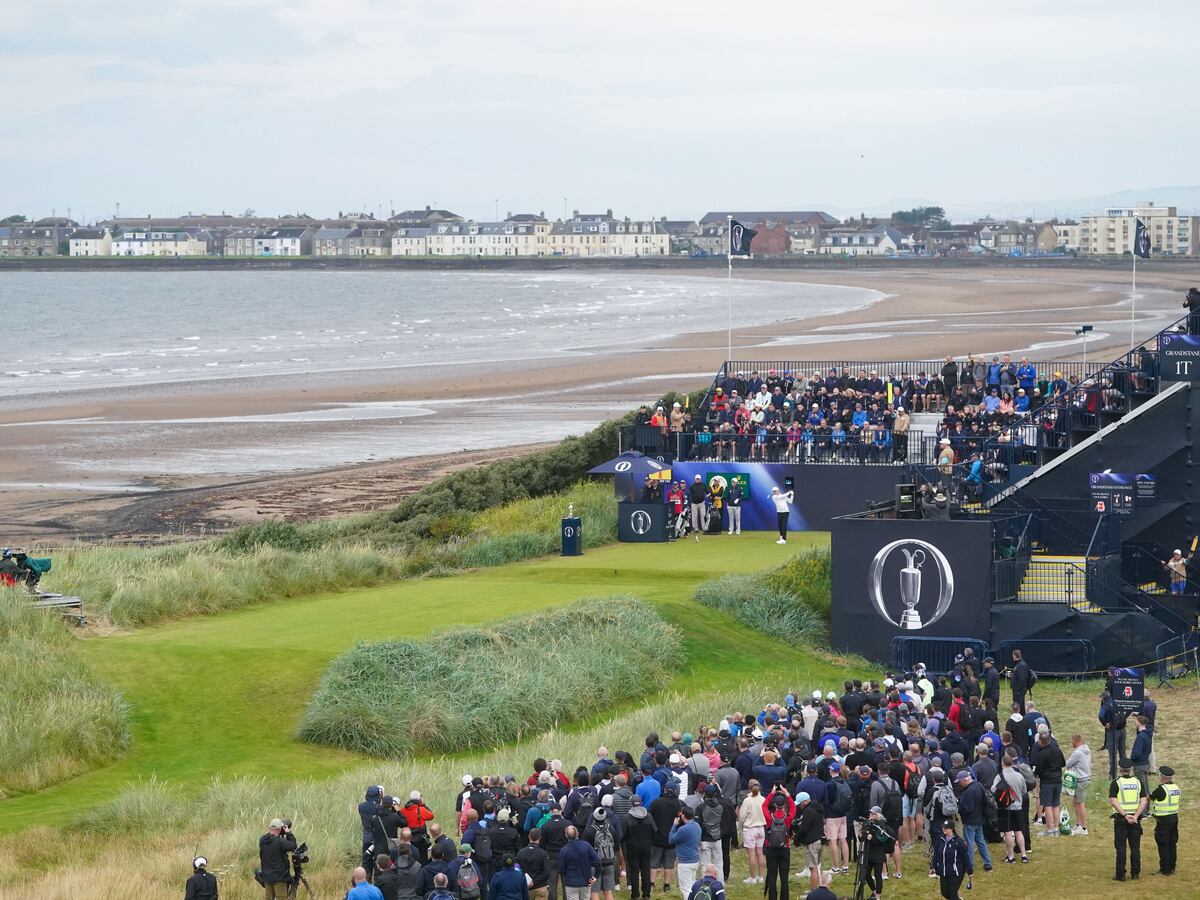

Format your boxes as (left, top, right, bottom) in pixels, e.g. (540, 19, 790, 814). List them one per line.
(1109, 758, 1148, 881)
(184, 856, 219, 899)
(1149, 765, 1180, 876)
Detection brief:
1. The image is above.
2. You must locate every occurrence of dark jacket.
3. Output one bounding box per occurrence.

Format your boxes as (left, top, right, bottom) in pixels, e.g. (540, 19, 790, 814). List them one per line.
(791, 804, 825, 846)
(515, 845, 550, 888)
(982, 667, 1001, 706)
(649, 796, 682, 847)
(557, 839, 601, 887)
(376, 856, 422, 900)
(1011, 660, 1034, 694)
(934, 833, 972, 877)
(540, 817, 571, 857)
(488, 867, 530, 900)
(623, 811, 658, 851)
(258, 831, 297, 884)
(957, 781, 985, 826)
(1130, 730, 1152, 766)
(184, 870, 219, 900)
(415, 860, 456, 898)
(1030, 740, 1065, 785)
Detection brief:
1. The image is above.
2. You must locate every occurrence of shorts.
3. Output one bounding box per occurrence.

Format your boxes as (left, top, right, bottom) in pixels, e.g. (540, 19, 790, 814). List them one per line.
(650, 846, 676, 869)
(1039, 783, 1062, 807)
(804, 842, 822, 870)
(823, 817, 847, 841)
(742, 825, 765, 849)
(1072, 778, 1091, 800)
(591, 865, 616, 892)
(531, 888, 549, 900)
(902, 796, 918, 818)
(1000, 808, 1023, 833)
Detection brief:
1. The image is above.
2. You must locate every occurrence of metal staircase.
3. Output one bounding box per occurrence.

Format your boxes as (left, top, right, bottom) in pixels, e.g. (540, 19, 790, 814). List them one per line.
(1015, 554, 1102, 613)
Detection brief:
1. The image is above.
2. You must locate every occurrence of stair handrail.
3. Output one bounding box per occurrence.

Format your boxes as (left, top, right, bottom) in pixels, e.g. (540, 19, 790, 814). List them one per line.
(1082, 557, 1196, 634)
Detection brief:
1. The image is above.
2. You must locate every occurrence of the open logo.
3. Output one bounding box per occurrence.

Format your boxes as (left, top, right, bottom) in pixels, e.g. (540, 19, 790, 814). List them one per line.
(868, 539, 954, 630)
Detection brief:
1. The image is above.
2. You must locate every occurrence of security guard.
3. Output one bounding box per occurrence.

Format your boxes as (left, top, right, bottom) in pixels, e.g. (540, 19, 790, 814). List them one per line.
(1149, 765, 1181, 876)
(1109, 758, 1148, 881)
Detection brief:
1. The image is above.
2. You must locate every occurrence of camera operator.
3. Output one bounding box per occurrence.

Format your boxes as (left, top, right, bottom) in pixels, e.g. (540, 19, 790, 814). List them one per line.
(184, 856, 218, 900)
(861, 808, 896, 900)
(258, 817, 297, 900)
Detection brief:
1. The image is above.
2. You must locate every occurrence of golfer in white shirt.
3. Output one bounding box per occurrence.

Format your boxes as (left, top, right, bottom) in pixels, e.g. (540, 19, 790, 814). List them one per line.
(770, 486, 794, 544)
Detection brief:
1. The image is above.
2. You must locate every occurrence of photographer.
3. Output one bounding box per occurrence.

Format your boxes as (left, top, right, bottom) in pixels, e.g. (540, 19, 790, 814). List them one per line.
(760, 785, 794, 900)
(258, 818, 297, 900)
(861, 808, 896, 900)
(184, 856, 218, 900)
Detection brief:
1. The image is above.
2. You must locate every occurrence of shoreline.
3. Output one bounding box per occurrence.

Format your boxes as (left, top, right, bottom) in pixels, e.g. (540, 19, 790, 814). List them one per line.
(4, 261, 1200, 543)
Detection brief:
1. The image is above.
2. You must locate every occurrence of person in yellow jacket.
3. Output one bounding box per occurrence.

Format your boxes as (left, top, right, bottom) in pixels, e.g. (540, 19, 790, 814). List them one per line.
(1149, 765, 1180, 876)
(1108, 758, 1148, 881)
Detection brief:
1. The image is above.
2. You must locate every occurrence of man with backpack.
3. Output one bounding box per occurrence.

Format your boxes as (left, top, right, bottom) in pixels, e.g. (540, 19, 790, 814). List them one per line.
(685, 864, 725, 900)
(761, 785, 794, 900)
(453, 846, 483, 900)
(868, 769, 904, 880)
(696, 784, 730, 874)
(466, 811, 496, 891)
(427, 873, 456, 900)
(583, 808, 621, 900)
(992, 754, 1029, 864)
(899, 752, 922, 851)
(822, 767, 852, 876)
(955, 770, 992, 874)
(1030, 730, 1066, 838)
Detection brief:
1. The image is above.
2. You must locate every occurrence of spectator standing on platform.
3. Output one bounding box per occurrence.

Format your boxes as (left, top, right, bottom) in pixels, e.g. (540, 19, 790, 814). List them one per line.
(1163, 548, 1192, 594)
(769, 487, 794, 545)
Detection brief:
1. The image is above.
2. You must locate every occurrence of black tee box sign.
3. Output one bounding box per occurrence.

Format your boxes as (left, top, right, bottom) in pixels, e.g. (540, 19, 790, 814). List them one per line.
(1108, 673, 1145, 715)
(831, 516, 993, 663)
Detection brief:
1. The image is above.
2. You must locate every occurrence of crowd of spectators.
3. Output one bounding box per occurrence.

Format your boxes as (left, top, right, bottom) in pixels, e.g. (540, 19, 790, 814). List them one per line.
(232, 651, 1173, 900)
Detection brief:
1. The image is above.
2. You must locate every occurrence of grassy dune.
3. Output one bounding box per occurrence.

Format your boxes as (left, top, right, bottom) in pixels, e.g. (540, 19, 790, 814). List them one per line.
(0, 592, 129, 795)
(298, 597, 681, 756)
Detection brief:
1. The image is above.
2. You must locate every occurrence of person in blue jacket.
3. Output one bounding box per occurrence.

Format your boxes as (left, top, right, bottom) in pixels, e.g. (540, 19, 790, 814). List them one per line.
(933, 819, 972, 900)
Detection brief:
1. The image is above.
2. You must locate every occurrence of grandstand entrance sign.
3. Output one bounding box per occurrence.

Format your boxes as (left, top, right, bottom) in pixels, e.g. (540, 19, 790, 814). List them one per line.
(1158, 333, 1200, 381)
(1089, 472, 1153, 518)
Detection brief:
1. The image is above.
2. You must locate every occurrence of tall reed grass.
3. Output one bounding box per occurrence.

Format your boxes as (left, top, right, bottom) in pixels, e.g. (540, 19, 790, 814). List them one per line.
(297, 596, 680, 757)
(693, 568, 830, 646)
(0, 592, 130, 794)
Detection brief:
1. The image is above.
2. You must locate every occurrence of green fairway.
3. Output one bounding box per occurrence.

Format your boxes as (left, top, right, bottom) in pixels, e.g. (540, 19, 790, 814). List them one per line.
(0, 531, 828, 832)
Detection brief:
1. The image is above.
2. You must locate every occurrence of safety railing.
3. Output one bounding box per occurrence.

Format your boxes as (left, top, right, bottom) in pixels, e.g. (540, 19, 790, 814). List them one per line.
(1156, 632, 1200, 683)
(620, 426, 941, 466)
(890, 636, 991, 676)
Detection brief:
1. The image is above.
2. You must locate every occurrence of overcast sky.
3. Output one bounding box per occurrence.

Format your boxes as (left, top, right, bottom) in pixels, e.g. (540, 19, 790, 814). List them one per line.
(6, 1, 1198, 223)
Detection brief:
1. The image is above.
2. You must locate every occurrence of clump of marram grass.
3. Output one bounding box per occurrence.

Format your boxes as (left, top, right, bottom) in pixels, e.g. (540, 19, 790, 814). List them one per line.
(297, 596, 681, 758)
(693, 573, 829, 646)
(0, 591, 130, 794)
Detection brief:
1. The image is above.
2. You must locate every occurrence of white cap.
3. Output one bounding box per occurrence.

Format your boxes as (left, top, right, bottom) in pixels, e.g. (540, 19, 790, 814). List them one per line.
(1174, 549, 1183, 555)
(812, 690, 822, 700)
(826, 691, 837, 700)
(551, 759, 562, 771)
(410, 790, 422, 801)
(669, 752, 682, 764)
(601, 793, 614, 807)
(463, 775, 473, 786)
(884, 678, 894, 688)
(193, 857, 208, 869)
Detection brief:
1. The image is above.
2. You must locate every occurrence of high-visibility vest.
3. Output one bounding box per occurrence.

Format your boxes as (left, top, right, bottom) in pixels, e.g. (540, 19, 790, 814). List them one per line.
(1152, 784, 1182, 818)
(1116, 777, 1142, 815)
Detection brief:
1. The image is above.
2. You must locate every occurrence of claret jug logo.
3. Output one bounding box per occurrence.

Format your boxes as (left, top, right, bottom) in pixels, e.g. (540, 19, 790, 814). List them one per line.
(868, 539, 954, 630)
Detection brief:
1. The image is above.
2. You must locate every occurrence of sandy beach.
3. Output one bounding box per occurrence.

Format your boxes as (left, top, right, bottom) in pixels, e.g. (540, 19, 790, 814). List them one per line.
(3, 261, 1198, 543)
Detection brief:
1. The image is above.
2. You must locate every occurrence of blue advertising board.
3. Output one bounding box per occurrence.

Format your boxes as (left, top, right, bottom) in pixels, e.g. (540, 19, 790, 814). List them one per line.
(1158, 333, 1200, 381)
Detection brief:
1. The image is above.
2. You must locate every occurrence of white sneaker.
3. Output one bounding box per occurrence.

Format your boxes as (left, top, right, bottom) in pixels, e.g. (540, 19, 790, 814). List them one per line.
(742, 878, 756, 885)
(1072, 825, 1088, 835)
(776, 538, 787, 544)
(795, 868, 810, 879)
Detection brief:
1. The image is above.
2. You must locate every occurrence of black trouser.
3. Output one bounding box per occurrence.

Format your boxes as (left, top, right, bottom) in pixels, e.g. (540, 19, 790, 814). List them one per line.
(1114, 816, 1141, 877)
(626, 846, 652, 898)
(547, 853, 563, 900)
(1017, 804, 1032, 853)
(1106, 730, 1127, 781)
(865, 857, 885, 896)
(939, 872, 965, 899)
(776, 512, 788, 540)
(720, 835, 733, 881)
(764, 846, 790, 900)
(892, 432, 908, 462)
(1154, 815, 1178, 874)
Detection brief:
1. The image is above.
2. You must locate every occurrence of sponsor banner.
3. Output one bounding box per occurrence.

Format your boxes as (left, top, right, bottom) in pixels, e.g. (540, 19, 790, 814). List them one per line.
(831, 517, 992, 662)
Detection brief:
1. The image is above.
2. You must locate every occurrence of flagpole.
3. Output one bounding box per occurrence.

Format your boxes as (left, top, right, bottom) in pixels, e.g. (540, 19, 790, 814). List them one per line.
(1130, 245, 1137, 350)
(726, 215, 733, 364)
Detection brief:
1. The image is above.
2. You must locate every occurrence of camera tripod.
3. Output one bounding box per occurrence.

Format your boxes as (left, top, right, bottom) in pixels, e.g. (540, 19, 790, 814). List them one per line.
(851, 823, 869, 900)
(288, 867, 316, 899)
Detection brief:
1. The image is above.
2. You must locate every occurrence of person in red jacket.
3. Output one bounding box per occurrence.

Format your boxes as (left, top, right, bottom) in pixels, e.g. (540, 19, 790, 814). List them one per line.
(760, 786, 795, 900)
(401, 791, 436, 862)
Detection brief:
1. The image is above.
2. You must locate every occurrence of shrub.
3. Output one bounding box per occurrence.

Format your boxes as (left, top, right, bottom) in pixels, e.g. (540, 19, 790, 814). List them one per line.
(765, 547, 832, 621)
(693, 573, 828, 647)
(0, 591, 130, 794)
(297, 596, 682, 758)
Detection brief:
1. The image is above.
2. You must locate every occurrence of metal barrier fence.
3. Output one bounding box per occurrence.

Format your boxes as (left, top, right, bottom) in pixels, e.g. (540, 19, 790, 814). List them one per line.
(995, 639, 1095, 675)
(1156, 632, 1200, 683)
(722, 359, 1093, 385)
(890, 637, 991, 675)
(621, 426, 939, 466)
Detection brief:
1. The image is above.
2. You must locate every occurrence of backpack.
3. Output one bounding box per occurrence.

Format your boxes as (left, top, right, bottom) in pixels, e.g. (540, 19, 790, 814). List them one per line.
(535, 808, 554, 831)
(592, 821, 616, 863)
(994, 781, 1017, 810)
(767, 815, 789, 849)
(903, 763, 920, 800)
(831, 781, 853, 817)
(457, 861, 481, 900)
(981, 784, 999, 828)
(936, 783, 959, 818)
(574, 791, 596, 829)
(691, 881, 716, 900)
(473, 823, 493, 861)
(1017, 762, 1037, 790)
(881, 780, 903, 824)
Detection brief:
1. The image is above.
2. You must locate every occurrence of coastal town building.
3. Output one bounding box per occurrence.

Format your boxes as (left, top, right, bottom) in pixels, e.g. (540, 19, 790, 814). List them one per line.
(391, 227, 431, 256)
(547, 211, 669, 257)
(254, 227, 313, 257)
(389, 207, 464, 227)
(112, 230, 208, 256)
(1051, 220, 1082, 252)
(699, 210, 838, 228)
(312, 227, 356, 256)
(819, 224, 907, 256)
(427, 217, 551, 257)
(1078, 202, 1200, 256)
(68, 227, 113, 256)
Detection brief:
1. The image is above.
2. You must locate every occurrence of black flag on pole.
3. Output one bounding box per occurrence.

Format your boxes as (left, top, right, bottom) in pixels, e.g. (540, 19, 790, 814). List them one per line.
(1134, 217, 1151, 259)
(729, 220, 757, 257)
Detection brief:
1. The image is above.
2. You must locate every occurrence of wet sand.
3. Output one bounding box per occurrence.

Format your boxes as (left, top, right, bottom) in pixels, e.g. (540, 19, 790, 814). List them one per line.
(3, 262, 1198, 543)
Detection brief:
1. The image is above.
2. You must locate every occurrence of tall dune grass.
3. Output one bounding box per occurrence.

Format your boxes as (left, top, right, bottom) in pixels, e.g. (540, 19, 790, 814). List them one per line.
(297, 596, 680, 757)
(0, 592, 130, 795)
(693, 567, 830, 646)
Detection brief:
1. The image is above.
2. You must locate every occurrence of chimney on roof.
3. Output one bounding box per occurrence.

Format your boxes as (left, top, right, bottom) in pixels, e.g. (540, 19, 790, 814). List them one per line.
(426, 205, 432, 212)
(606, 208, 613, 218)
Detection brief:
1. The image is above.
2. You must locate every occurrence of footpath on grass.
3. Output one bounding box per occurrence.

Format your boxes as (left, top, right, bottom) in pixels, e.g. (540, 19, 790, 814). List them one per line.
(0, 532, 827, 833)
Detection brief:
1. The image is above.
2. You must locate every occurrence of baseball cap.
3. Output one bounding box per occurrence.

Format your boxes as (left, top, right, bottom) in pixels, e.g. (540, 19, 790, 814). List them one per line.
(270, 818, 284, 829)
(410, 790, 422, 801)
(460, 844, 474, 855)
(193, 857, 208, 869)
(957, 770, 972, 782)
(462, 775, 473, 786)
(669, 753, 682, 765)
(870, 805, 882, 815)
(797, 792, 811, 804)
(705, 783, 719, 796)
